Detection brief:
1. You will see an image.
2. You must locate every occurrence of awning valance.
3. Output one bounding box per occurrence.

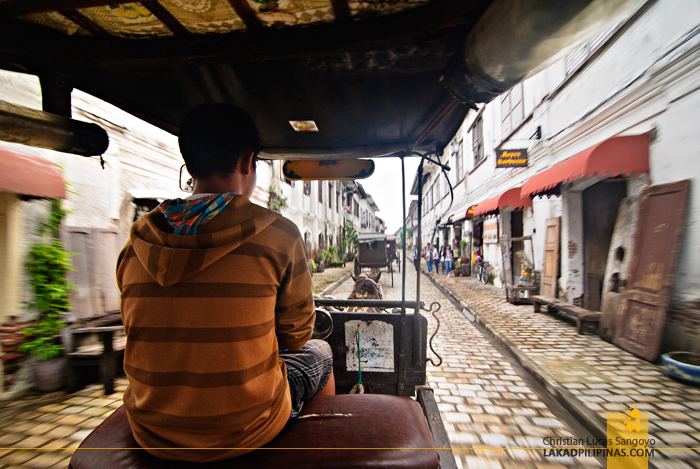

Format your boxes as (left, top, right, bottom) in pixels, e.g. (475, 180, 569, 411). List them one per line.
(473, 187, 532, 217)
(0, 147, 66, 199)
(521, 134, 649, 199)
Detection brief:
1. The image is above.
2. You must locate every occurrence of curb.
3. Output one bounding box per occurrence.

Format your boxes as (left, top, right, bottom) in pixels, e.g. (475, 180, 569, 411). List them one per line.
(321, 271, 354, 296)
(420, 267, 608, 442)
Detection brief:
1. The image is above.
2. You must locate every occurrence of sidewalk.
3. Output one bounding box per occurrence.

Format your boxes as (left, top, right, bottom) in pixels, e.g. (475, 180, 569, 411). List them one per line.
(312, 261, 355, 295)
(423, 268, 700, 467)
(0, 379, 125, 468)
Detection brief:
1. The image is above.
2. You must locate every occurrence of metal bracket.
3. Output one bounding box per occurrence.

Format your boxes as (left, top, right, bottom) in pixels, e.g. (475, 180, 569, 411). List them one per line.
(421, 301, 443, 367)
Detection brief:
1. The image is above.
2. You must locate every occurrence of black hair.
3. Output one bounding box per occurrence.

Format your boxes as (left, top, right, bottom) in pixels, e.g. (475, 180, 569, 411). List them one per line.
(178, 103, 260, 179)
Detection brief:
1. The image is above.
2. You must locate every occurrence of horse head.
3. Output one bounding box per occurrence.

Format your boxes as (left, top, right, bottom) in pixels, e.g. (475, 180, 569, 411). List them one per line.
(348, 272, 384, 301)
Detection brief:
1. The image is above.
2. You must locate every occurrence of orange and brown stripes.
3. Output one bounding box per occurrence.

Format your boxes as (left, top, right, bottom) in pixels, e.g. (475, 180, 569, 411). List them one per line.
(124, 378, 287, 431)
(126, 319, 275, 343)
(122, 282, 278, 298)
(124, 351, 279, 388)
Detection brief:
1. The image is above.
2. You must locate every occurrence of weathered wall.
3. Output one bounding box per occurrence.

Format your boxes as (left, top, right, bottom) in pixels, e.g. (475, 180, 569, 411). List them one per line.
(561, 189, 584, 303)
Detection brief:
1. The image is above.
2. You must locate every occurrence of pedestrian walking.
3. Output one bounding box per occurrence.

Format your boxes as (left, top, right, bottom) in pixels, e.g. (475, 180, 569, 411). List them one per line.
(413, 246, 419, 272)
(445, 245, 453, 276)
(439, 247, 446, 274)
(432, 245, 439, 274)
(425, 243, 433, 272)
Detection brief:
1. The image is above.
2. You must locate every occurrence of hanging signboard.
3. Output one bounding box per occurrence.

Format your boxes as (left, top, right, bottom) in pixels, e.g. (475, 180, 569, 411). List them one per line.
(496, 149, 528, 168)
(465, 205, 477, 218)
(483, 218, 499, 244)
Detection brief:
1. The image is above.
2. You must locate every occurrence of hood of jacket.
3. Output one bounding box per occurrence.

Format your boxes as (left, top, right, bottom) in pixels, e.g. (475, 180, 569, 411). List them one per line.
(128, 195, 279, 287)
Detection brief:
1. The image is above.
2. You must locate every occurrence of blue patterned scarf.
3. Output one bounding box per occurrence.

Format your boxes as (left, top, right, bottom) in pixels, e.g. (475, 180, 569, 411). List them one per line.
(159, 193, 237, 235)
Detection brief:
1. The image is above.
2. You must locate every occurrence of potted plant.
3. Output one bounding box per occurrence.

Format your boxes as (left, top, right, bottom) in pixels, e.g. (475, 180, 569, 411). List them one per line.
(453, 258, 461, 277)
(459, 239, 470, 276)
(315, 250, 326, 272)
(20, 199, 74, 392)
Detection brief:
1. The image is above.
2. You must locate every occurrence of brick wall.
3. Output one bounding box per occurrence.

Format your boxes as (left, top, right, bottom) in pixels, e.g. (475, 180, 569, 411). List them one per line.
(0, 319, 33, 392)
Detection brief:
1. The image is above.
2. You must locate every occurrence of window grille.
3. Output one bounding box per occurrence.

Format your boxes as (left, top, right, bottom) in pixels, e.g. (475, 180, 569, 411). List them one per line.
(501, 83, 524, 138)
(473, 115, 485, 164)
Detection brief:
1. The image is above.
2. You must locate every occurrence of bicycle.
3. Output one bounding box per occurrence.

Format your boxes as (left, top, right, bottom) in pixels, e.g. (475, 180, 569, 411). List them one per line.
(475, 261, 490, 284)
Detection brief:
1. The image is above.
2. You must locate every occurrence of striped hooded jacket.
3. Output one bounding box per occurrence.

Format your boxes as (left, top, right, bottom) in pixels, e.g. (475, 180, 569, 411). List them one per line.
(116, 195, 314, 462)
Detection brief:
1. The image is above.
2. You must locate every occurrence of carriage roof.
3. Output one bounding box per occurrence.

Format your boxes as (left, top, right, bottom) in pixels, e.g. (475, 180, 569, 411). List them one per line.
(357, 233, 388, 244)
(0, 0, 638, 161)
(0, 0, 495, 160)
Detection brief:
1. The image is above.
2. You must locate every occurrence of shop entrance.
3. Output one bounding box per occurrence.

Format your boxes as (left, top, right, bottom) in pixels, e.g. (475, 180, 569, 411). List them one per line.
(510, 210, 524, 279)
(582, 180, 627, 311)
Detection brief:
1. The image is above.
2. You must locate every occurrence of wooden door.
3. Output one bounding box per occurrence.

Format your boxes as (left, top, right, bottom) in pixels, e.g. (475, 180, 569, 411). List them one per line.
(599, 196, 641, 342)
(541, 217, 560, 298)
(62, 228, 122, 319)
(613, 180, 690, 362)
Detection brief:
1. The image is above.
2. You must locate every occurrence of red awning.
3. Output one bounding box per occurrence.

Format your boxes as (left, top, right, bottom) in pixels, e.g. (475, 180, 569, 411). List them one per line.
(521, 134, 649, 199)
(473, 187, 532, 217)
(0, 147, 66, 199)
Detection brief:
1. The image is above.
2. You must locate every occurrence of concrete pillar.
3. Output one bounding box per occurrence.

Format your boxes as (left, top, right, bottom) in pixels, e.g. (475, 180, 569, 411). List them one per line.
(561, 187, 584, 302)
(0, 192, 21, 321)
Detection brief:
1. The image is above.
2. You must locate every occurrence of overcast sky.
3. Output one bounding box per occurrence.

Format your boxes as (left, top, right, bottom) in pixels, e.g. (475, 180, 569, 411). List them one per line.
(359, 156, 421, 235)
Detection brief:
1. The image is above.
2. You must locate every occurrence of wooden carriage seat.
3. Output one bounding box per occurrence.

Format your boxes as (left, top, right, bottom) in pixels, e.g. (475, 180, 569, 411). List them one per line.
(69, 394, 440, 469)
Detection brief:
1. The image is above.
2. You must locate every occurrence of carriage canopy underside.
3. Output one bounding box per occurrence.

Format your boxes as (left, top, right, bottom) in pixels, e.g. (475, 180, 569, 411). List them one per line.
(0, 0, 642, 160)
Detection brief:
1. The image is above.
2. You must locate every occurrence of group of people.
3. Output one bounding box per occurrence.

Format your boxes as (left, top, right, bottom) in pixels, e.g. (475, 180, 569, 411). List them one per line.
(412, 243, 454, 275)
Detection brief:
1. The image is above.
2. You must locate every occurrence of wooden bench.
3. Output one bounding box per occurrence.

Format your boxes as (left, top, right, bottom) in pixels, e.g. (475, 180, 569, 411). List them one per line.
(532, 295, 601, 335)
(66, 325, 125, 395)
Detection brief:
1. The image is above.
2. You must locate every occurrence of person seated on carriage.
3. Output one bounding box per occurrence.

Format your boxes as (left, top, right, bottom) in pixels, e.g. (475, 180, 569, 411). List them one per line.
(117, 103, 334, 463)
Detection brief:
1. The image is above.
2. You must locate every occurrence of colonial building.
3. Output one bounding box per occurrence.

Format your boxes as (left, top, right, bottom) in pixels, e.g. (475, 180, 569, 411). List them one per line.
(416, 0, 700, 353)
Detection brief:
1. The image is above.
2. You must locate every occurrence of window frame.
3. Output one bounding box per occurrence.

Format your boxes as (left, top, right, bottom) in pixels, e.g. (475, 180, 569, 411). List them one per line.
(473, 114, 485, 165)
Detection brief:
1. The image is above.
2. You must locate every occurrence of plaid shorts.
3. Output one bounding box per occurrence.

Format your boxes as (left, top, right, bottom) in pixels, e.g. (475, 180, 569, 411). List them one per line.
(280, 339, 333, 419)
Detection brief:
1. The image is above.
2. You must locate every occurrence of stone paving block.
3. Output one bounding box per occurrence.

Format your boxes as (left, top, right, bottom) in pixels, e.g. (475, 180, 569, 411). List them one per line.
(471, 414, 504, 424)
(480, 434, 513, 447)
(67, 429, 92, 442)
(446, 413, 473, 423)
(1, 449, 42, 465)
(24, 452, 67, 468)
(657, 421, 696, 432)
(438, 403, 456, 412)
(0, 433, 25, 446)
(58, 406, 88, 415)
(651, 461, 695, 469)
(36, 405, 68, 413)
(25, 423, 59, 436)
(51, 414, 88, 426)
(658, 411, 694, 421)
(451, 432, 479, 445)
(462, 455, 503, 468)
(16, 435, 51, 448)
(43, 426, 76, 439)
(61, 397, 91, 406)
(657, 432, 699, 446)
(77, 417, 105, 429)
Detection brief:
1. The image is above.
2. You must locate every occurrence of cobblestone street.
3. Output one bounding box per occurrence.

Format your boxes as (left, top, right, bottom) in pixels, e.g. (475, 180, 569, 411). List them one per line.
(332, 266, 600, 468)
(2, 260, 699, 468)
(421, 266, 700, 469)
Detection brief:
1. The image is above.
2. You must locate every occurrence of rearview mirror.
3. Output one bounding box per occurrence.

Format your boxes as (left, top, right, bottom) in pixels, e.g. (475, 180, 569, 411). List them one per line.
(283, 159, 375, 181)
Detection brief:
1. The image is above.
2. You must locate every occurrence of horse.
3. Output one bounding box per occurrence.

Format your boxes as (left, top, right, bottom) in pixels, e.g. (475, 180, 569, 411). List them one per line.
(347, 271, 385, 312)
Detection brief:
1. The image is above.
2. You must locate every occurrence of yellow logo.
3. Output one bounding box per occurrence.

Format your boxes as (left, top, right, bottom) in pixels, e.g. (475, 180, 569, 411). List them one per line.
(607, 406, 654, 469)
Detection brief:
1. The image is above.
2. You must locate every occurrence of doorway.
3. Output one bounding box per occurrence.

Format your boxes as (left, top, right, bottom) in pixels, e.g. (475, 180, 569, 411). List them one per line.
(511, 210, 524, 280)
(582, 180, 627, 311)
